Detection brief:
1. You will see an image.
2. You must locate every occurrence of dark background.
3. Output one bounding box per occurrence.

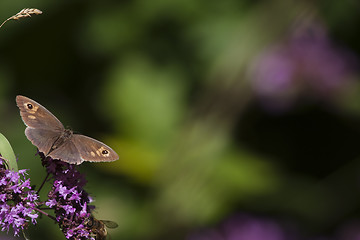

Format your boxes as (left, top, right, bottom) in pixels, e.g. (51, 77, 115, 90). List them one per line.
(1, 0, 360, 239)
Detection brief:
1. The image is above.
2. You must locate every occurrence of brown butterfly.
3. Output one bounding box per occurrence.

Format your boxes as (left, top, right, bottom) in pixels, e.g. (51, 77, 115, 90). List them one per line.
(16, 95, 119, 165)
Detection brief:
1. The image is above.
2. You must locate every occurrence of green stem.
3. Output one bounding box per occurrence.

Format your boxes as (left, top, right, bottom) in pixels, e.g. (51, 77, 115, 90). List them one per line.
(32, 207, 57, 222)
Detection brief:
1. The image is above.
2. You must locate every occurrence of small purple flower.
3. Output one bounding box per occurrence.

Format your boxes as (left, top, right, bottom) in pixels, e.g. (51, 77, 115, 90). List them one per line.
(0, 157, 39, 236)
(45, 198, 57, 208)
(250, 21, 357, 111)
(58, 183, 72, 199)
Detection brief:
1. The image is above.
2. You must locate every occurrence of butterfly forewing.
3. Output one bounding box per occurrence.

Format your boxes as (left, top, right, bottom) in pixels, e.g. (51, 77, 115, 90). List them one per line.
(16, 95, 64, 131)
(72, 135, 119, 163)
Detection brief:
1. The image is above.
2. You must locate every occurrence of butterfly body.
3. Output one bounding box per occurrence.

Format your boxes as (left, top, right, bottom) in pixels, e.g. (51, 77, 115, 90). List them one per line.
(49, 128, 72, 152)
(16, 95, 119, 164)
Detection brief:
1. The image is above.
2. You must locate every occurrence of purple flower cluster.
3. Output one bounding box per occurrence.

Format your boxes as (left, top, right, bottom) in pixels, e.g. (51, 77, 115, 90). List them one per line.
(40, 153, 95, 240)
(250, 22, 357, 111)
(188, 214, 360, 240)
(187, 214, 295, 240)
(0, 158, 39, 236)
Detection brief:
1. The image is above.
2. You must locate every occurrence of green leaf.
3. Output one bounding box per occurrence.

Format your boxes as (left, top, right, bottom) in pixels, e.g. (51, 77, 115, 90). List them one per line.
(0, 133, 18, 171)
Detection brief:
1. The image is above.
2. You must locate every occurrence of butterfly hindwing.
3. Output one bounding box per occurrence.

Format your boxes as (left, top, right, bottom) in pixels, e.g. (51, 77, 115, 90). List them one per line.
(72, 134, 119, 163)
(48, 139, 82, 165)
(25, 128, 62, 155)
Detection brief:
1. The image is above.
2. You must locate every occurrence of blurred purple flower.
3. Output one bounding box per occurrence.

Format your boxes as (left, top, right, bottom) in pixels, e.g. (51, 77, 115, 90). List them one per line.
(0, 157, 39, 236)
(251, 22, 357, 111)
(187, 214, 296, 240)
(335, 220, 360, 240)
(40, 153, 95, 240)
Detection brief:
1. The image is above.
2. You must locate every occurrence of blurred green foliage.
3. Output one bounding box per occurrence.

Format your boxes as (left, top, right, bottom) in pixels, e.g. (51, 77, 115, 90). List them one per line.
(1, 0, 360, 239)
(0, 133, 17, 171)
